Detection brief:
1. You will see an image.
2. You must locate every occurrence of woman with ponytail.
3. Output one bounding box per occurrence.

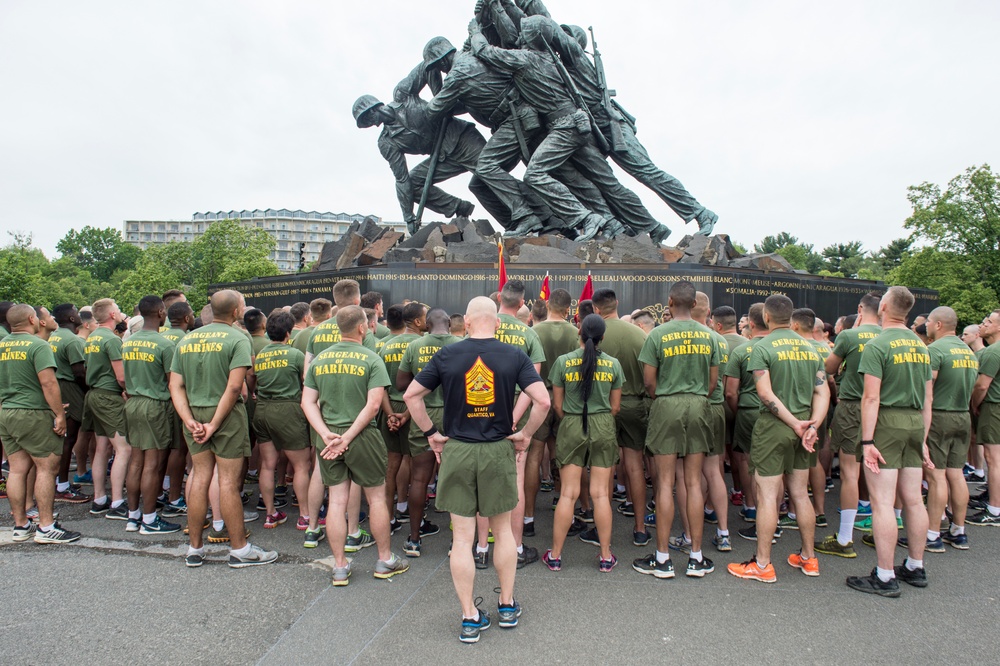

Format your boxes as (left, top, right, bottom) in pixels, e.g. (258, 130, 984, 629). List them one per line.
(543, 314, 624, 572)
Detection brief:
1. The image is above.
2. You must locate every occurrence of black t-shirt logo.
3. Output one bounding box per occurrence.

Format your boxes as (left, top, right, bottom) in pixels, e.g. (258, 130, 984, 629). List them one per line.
(465, 356, 495, 407)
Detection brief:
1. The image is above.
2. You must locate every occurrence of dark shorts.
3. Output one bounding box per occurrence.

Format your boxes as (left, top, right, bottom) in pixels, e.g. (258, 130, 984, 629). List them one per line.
(59, 380, 85, 424)
(732, 408, 759, 455)
(253, 400, 310, 451)
(82, 388, 127, 439)
(532, 394, 559, 442)
(555, 412, 619, 469)
(407, 406, 444, 458)
(379, 399, 410, 456)
(977, 402, 1000, 445)
(857, 408, 923, 469)
(830, 399, 861, 455)
(750, 411, 812, 478)
(646, 394, 711, 457)
(708, 402, 726, 457)
(0, 409, 62, 458)
(616, 395, 648, 451)
(125, 396, 173, 451)
(184, 403, 250, 460)
(928, 410, 972, 469)
(435, 439, 518, 518)
(316, 425, 387, 488)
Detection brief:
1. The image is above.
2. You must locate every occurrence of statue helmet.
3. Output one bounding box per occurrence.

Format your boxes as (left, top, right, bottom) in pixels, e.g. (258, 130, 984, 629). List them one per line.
(423, 36, 456, 67)
(519, 15, 556, 51)
(352, 94, 384, 128)
(560, 24, 588, 50)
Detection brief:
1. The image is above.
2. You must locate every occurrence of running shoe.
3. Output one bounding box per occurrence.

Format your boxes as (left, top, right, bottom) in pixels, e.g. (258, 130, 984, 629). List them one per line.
(394, 509, 410, 524)
(861, 533, 876, 548)
(474, 549, 489, 570)
(263, 511, 287, 529)
(854, 516, 873, 532)
(374, 553, 409, 579)
(894, 563, 927, 588)
(345, 529, 374, 553)
(968, 470, 987, 485)
(26, 507, 58, 522)
(566, 518, 587, 536)
(941, 532, 969, 550)
(0, 477, 6, 499)
(497, 599, 522, 628)
(704, 510, 719, 525)
(814, 535, 857, 558)
(542, 549, 562, 571)
(967, 510, 1000, 527)
(777, 516, 799, 530)
(275, 485, 288, 498)
(90, 498, 110, 515)
(617, 501, 635, 517)
(633, 530, 652, 547)
(611, 487, 626, 502)
(12, 523, 37, 542)
(578, 528, 600, 546)
(73, 470, 93, 485)
(599, 554, 618, 572)
(244, 471, 259, 484)
(140, 516, 181, 535)
(256, 497, 287, 511)
(727, 558, 776, 583)
(816, 514, 828, 528)
(389, 518, 403, 535)
(208, 526, 250, 544)
(737, 526, 781, 543)
(712, 534, 732, 552)
(522, 521, 535, 537)
(925, 535, 945, 553)
(34, 522, 82, 544)
(646, 499, 656, 513)
(787, 551, 820, 576)
(126, 518, 141, 532)
(243, 510, 259, 523)
(517, 545, 538, 569)
(161, 499, 188, 517)
(295, 516, 310, 531)
(460, 608, 491, 644)
(331, 562, 351, 587)
(644, 512, 657, 528)
(106, 504, 129, 521)
(730, 490, 744, 507)
(575, 508, 594, 523)
(419, 519, 440, 537)
(668, 534, 691, 554)
(541, 479, 555, 493)
(632, 554, 675, 579)
(686, 556, 715, 577)
(228, 544, 278, 568)
(740, 507, 757, 523)
(241, 491, 254, 506)
(846, 569, 900, 597)
(404, 538, 422, 558)
(54, 488, 91, 504)
(185, 549, 205, 568)
(303, 527, 326, 548)
(183, 519, 210, 535)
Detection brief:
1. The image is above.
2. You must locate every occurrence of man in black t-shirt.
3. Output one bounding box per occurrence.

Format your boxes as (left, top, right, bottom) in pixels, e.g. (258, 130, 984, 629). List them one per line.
(406, 296, 549, 644)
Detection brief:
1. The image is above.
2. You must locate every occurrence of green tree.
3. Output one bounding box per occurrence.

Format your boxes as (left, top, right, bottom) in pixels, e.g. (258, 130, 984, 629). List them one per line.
(904, 164, 1000, 303)
(188, 219, 280, 308)
(821, 241, 865, 277)
(56, 226, 142, 283)
(889, 247, 995, 326)
(874, 237, 913, 273)
(754, 232, 800, 254)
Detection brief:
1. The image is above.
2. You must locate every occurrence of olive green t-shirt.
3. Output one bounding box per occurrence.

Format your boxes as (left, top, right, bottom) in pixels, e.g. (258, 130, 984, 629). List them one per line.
(250, 334, 269, 358)
(380, 333, 421, 401)
(376, 323, 391, 339)
(496, 314, 545, 364)
(306, 320, 377, 357)
(978, 344, 1000, 404)
(830, 324, 882, 401)
(304, 341, 391, 429)
(399, 333, 461, 409)
(600, 318, 647, 397)
(169, 323, 253, 408)
(533, 319, 581, 389)
(811, 339, 831, 364)
(291, 325, 315, 356)
(975, 347, 987, 362)
(160, 327, 186, 345)
(637, 319, 721, 397)
(122, 330, 175, 401)
(708, 330, 730, 405)
(254, 342, 306, 401)
(724, 336, 765, 409)
(857, 328, 931, 410)
(48, 327, 86, 383)
(928, 335, 978, 411)
(0, 333, 57, 409)
(748, 329, 823, 415)
(84, 326, 124, 392)
(550, 348, 623, 415)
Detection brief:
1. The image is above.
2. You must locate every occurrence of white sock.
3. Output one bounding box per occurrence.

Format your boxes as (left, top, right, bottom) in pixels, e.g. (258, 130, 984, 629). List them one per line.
(94, 495, 107, 505)
(905, 557, 923, 571)
(876, 566, 895, 582)
(231, 543, 252, 557)
(476, 544, 489, 554)
(950, 523, 965, 536)
(894, 508, 902, 519)
(248, 469, 258, 475)
(213, 519, 224, 531)
(839, 509, 857, 545)
(655, 550, 670, 564)
(690, 549, 703, 562)
(128, 509, 141, 520)
(111, 499, 125, 509)
(523, 517, 533, 525)
(517, 544, 524, 555)
(927, 530, 940, 541)
(187, 545, 204, 556)
(40, 523, 55, 532)
(396, 502, 408, 512)
(988, 505, 1000, 517)
(975, 468, 985, 475)
(717, 529, 729, 537)
(787, 512, 796, 520)
(348, 529, 361, 539)
(56, 481, 70, 492)
(142, 512, 157, 524)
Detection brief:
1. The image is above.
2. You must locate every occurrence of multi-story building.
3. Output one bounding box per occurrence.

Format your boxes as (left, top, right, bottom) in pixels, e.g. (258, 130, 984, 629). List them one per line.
(123, 209, 404, 273)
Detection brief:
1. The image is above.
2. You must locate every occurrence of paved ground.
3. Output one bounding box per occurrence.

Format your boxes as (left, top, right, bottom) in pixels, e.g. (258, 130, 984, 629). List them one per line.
(3, 480, 999, 665)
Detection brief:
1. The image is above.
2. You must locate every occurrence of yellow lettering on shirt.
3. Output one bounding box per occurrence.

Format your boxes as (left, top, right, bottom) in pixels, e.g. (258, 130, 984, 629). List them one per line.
(952, 359, 979, 370)
(661, 330, 711, 343)
(891, 351, 930, 365)
(255, 359, 290, 372)
(0, 351, 28, 362)
(314, 362, 366, 376)
(122, 351, 156, 363)
(179, 343, 224, 354)
(663, 344, 713, 357)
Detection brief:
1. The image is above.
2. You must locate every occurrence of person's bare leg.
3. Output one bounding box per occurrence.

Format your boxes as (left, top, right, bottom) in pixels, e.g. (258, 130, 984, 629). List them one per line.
(489, 511, 517, 605)
(408, 451, 436, 542)
(186, 451, 215, 550)
(786, 468, 815, 558)
(683, 453, 705, 552)
(307, 462, 325, 532)
(126, 448, 144, 513)
(217, 457, 248, 550)
(347, 482, 362, 535)
(476, 514, 490, 549)
(622, 448, 648, 533)
(165, 445, 187, 503)
(257, 441, 278, 516)
(809, 460, 826, 516)
(285, 449, 312, 520)
(985, 445, 1000, 508)
(74, 430, 93, 479)
(653, 455, 677, 554)
(511, 453, 527, 546)
(6, 451, 32, 526)
(109, 433, 131, 504)
(674, 462, 689, 537)
(364, 483, 393, 562)
(550, 465, 581, 559)
(92, 435, 110, 500)
(703, 454, 729, 534)
(754, 473, 782, 566)
(451, 515, 479, 618)
(898, 467, 928, 564)
(385, 452, 402, 512)
(865, 466, 900, 571)
(924, 467, 948, 537)
(590, 466, 614, 560)
(141, 449, 164, 516)
(395, 454, 411, 517)
(58, 419, 80, 488)
(524, 437, 545, 522)
(946, 467, 969, 528)
(734, 451, 756, 509)
(326, 481, 350, 567)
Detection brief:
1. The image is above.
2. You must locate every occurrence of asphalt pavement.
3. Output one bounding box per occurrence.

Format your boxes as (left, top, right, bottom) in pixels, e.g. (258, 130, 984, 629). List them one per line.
(3, 478, 999, 665)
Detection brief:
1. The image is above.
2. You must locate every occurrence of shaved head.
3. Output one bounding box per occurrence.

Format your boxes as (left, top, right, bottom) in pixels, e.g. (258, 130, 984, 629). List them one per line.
(881, 286, 915, 320)
(927, 306, 958, 339)
(210, 290, 241, 319)
(466, 296, 498, 322)
(6, 303, 35, 330)
(692, 291, 710, 321)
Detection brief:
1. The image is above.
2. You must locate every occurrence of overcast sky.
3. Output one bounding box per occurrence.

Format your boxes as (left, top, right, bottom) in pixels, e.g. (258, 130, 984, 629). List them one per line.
(1, 1, 997, 257)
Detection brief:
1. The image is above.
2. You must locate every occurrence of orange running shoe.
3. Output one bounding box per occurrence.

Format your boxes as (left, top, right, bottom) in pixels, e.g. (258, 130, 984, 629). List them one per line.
(787, 552, 820, 576)
(727, 558, 777, 583)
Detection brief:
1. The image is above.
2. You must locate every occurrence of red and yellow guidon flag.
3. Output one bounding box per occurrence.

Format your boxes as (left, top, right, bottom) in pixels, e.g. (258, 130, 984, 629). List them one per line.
(498, 239, 507, 291)
(539, 273, 550, 301)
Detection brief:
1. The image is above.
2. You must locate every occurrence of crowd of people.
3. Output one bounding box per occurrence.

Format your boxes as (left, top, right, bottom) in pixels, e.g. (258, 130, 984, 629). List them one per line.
(2, 279, 998, 642)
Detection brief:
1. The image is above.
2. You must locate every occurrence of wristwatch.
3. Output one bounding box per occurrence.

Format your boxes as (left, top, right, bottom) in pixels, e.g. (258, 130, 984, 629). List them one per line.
(860, 439, 875, 446)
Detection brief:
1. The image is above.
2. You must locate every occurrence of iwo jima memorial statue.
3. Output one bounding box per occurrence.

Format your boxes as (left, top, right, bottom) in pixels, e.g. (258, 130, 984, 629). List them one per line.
(217, 1, 937, 319)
